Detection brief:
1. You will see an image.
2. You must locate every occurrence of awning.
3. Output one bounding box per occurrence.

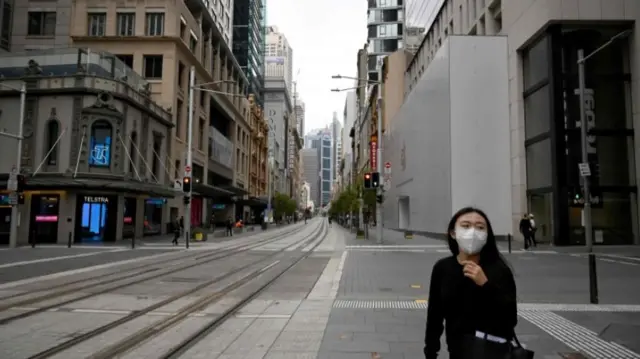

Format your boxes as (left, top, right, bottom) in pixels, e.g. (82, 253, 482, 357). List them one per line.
(237, 196, 268, 207)
(0, 174, 177, 197)
(192, 183, 234, 198)
(219, 185, 249, 196)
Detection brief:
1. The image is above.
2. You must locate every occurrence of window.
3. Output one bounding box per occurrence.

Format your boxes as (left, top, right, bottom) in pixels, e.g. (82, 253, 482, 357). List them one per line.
(45, 120, 59, 165)
(523, 85, 550, 139)
(87, 13, 106, 36)
(189, 34, 197, 53)
(116, 54, 133, 69)
(179, 20, 186, 39)
(176, 99, 183, 138)
(145, 13, 164, 36)
(177, 62, 185, 88)
(523, 36, 549, 90)
(0, 2, 12, 50)
(322, 169, 331, 180)
(143, 55, 163, 78)
(89, 121, 113, 167)
(525, 138, 552, 189)
(129, 132, 137, 174)
(152, 136, 161, 179)
(27, 12, 56, 36)
(322, 147, 330, 158)
(322, 158, 331, 169)
(116, 13, 135, 36)
(174, 160, 180, 179)
(322, 181, 331, 192)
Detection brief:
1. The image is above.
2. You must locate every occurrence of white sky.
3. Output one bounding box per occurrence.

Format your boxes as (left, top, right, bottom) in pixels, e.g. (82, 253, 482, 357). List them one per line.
(266, 0, 367, 135)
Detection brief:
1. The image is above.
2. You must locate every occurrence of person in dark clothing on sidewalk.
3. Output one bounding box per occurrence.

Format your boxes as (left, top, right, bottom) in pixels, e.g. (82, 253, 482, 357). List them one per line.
(519, 214, 533, 249)
(424, 207, 517, 359)
(225, 217, 233, 236)
(172, 216, 180, 246)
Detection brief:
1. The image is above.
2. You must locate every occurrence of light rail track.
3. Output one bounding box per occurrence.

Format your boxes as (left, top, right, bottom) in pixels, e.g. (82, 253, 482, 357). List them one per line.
(0, 222, 312, 325)
(23, 221, 327, 359)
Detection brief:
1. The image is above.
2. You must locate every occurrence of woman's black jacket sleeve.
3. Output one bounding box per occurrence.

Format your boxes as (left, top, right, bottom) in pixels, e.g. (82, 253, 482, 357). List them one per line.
(423, 260, 444, 359)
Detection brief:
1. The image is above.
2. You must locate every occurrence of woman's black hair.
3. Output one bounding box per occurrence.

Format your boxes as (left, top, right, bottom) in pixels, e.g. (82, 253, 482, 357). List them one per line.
(446, 206, 509, 267)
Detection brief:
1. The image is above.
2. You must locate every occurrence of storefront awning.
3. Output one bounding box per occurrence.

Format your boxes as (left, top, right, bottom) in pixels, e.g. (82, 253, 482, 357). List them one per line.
(237, 196, 268, 207)
(219, 185, 249, 196)
(0, 174, 177, 197)
(192, 183, 234, 198)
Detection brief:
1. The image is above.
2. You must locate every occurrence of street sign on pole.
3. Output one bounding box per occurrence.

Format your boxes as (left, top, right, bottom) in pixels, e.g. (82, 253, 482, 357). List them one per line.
(184, 165, 191, 173)
(578, 163, 591, 177)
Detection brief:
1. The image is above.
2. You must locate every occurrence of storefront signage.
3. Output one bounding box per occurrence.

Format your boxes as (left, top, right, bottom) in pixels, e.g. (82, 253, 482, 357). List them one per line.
(84, 196, 109, 203)
(370, 135, 378, 170)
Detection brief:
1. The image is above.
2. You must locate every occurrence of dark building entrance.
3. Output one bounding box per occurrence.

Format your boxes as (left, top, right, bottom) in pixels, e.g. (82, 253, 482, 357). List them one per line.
(29, 194, 61, 244)
(523, 24, 637, 246)
(75, 194, 118, 242)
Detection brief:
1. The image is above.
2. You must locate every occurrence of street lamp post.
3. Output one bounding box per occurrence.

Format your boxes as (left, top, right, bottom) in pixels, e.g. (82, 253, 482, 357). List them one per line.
(576, 29, 630, 304)
(331, 75, 383, 243)
(0, 82, 26, 248)
(186, 66, 238, 248)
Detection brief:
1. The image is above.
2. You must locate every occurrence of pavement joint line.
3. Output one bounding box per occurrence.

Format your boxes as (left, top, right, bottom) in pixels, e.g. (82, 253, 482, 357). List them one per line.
(27, 245, 129, 250)
(519, 310, 640, 358)
(0, 248, 127, 269)
(0, 250, 180, 290)
(332, 300, 640, 312)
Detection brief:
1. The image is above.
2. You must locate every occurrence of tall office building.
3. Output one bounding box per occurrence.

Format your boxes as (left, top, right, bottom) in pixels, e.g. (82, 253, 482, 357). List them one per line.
(265, 26, 293, 97)
(295, 95, 305, 144)
(233, 0, 266, 105)
(305, 129, 332, 207)
(342, 91, 357, 184)
(331, 112, 342, 182)
(301, 149, 319, 209)
(366, 0, 404, 82)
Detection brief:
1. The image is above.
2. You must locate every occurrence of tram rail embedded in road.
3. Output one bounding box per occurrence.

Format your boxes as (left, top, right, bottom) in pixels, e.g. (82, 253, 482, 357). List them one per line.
(16, 221, 325, 359)
(0, 223, 310, 324)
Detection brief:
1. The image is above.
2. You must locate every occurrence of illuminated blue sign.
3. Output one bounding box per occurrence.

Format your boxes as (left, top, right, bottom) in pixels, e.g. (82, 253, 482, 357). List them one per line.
(89, 136, 111, 167)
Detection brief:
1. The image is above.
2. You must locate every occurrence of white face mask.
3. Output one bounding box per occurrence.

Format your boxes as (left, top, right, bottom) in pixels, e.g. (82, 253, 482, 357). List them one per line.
(454, 227, 488, 254)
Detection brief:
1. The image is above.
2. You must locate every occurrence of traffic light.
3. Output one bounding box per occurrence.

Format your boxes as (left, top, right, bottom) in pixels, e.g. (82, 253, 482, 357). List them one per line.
(17, 193, 25, 205)
(363, 173, 372, 189)
(182, 176, 191, 193)
(16, 174, 25, 193)
(183, 196, 191, 205)
(371, 172, 380, 188)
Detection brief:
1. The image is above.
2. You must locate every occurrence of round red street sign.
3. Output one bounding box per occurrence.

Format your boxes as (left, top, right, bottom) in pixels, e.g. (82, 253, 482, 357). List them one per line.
(385, 162, 391, 168)
(185, 166, 191, 172)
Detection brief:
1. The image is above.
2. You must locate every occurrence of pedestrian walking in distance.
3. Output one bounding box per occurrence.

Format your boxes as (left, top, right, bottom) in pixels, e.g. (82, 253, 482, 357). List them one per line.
(225, 217, 233, 237)
(528, 214, 538, 248)
(519, 214, 533, 250)
(424, 207, 530, 359)
(172, 216, 180, 246)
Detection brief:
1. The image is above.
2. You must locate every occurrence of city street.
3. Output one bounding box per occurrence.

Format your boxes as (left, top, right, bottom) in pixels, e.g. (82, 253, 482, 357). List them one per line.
(0, 221, 638, 358)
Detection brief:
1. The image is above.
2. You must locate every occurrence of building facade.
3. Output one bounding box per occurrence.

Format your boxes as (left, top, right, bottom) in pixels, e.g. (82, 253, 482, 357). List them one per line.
(265, 26, 293, 98)
(264, 77, 292, 195)
(366, 0, 404, 82)
(342, 91, 357, 187)
(393, 0, 640, 246)
(50, 0, 254, 227)
(243, 93, 269, 218)
(331, 112, 342, 186)
(0, 51, 175, 245)
(301, 148, 319, 209)
(232, 0, 265, 106)
(306, 129, 333, 207)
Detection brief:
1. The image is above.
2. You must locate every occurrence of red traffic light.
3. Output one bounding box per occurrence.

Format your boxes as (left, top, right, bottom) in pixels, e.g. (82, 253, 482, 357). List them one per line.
(183, 177, 191, 183)
(364, 173, 371, 179)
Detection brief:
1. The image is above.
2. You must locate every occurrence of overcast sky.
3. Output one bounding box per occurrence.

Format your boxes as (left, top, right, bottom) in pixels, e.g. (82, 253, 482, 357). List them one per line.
(266, 0, 367, 135)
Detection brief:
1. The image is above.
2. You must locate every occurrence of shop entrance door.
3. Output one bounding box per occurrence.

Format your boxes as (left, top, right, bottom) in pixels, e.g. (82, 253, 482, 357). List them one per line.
(75, 195, 117, 242)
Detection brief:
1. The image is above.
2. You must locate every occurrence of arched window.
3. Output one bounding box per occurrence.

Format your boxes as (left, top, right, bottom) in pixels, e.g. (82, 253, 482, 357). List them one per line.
(89, 120, 112, 167)
(129, 132, 137, 174)
(45, 120, 59, 165)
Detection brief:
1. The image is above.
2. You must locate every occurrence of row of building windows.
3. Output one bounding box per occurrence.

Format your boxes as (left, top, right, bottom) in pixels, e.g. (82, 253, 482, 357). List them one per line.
(27, 11, 165, 37)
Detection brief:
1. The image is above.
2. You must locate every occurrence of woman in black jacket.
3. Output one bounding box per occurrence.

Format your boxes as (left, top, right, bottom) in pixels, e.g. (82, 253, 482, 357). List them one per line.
(424, 207, 517, 359)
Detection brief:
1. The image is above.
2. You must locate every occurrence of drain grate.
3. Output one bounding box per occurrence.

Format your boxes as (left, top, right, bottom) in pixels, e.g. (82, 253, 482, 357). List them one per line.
(333, 300, 428, 310)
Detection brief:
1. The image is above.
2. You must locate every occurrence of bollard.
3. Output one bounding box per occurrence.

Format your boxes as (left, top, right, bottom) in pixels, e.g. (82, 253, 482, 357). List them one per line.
(66, 217, 73, 248)
(588, 253, 599, 304)
(186, 230, 189, 249)
(31, 229, 36, 248)
(67, 231, 72, 248)
(508, 234, 512, 253)
(131, 235, 135, 249)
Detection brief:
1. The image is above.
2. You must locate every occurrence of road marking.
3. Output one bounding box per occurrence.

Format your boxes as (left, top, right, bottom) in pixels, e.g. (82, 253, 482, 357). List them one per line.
(411, 284, 421, 288)
(0, 251, 179, 290)
(332, 300, 640, 312)
(72, 308, 131, 315)
(235, 314, 292, 319)
(0, 248, 127, 269)
(519, 310, 640, 358)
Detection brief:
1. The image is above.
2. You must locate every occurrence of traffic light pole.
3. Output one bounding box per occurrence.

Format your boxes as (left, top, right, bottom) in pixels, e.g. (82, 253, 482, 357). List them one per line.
(9, 83, 26, 248)
(184, 66, 196, 249)
(375, 85, 383, 244)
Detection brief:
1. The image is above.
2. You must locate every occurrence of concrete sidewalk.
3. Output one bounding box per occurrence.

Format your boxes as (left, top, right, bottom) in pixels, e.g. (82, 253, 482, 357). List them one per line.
(337, 225, 445, 247)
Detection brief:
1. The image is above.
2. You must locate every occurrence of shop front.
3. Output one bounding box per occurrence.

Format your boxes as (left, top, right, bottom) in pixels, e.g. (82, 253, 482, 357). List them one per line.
(143, 198, 166, 235)
(29, 194, 61, 244)
(75, 194, 118, 243)
(524, 24, 637, 245)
